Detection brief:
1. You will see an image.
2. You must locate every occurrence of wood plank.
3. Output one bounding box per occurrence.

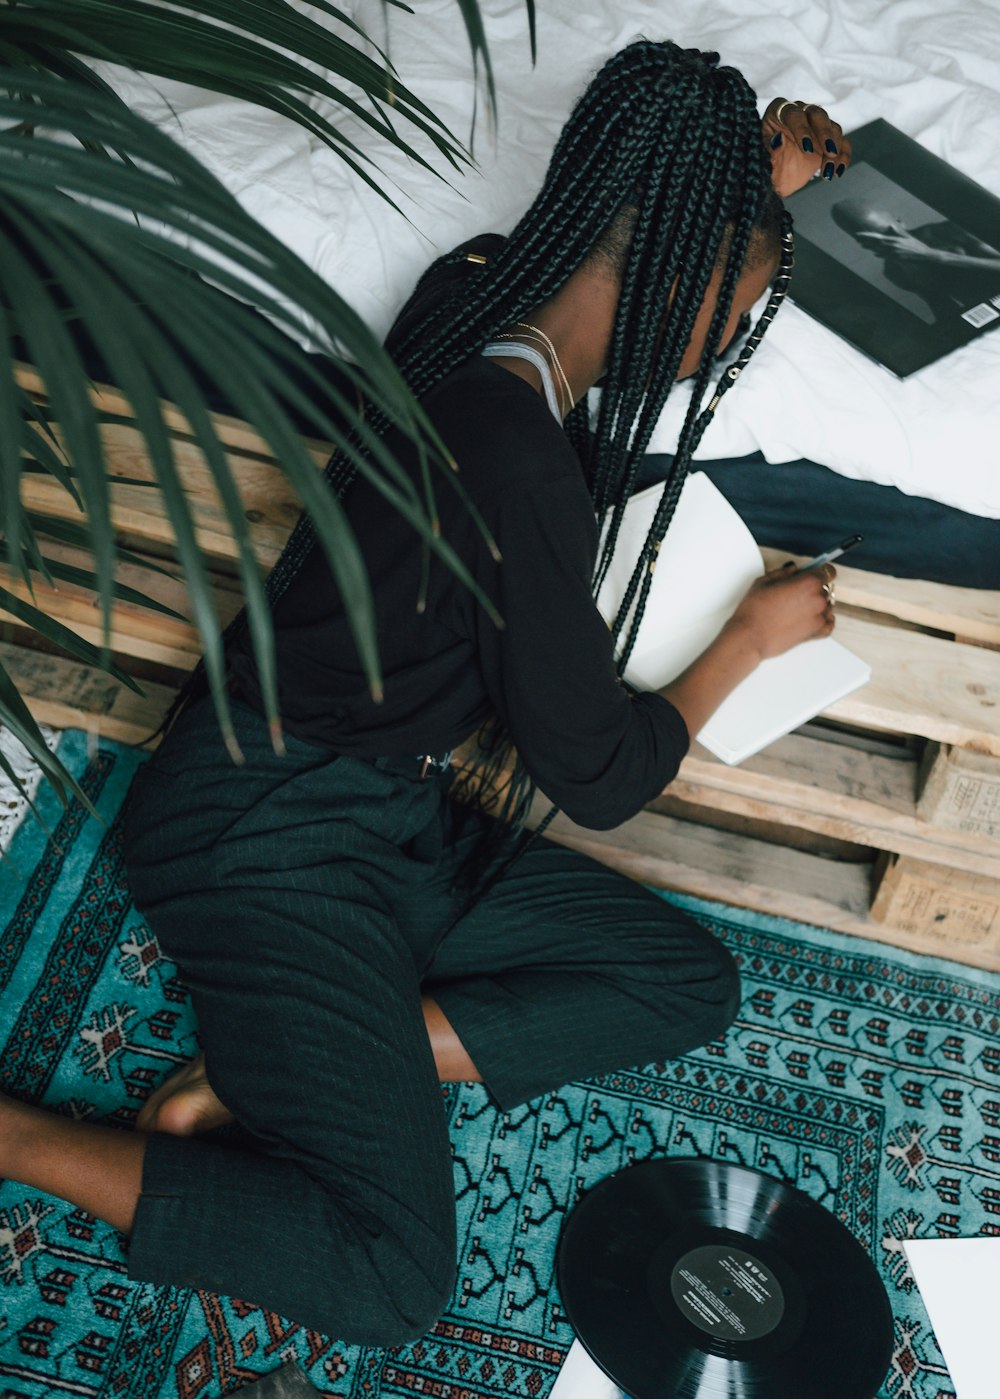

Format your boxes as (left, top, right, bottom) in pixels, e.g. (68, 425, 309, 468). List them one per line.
(20, 424, 307, 570)
(542, 806, 1000, 971)
(0, 642, 173, 745)
(16, 360, 337, 463)
(0, 542, 243, 671)
(671, 733, 1000, 879)
(822, 613, 1000, 755)
(542, 805, 873, 920)
(760, 546, 1000, 645)
(653, 792, 874, 860)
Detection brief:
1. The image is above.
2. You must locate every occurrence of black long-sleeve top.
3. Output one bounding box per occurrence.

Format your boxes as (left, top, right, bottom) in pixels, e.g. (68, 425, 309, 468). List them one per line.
(229, 247, 689, 830)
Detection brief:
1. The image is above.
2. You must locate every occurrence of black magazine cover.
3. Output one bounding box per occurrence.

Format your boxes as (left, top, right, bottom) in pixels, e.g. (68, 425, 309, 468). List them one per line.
(785, 119, 1000, 377)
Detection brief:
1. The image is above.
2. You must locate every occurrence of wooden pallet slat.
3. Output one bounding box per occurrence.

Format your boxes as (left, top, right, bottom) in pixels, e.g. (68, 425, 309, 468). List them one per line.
(672, 733, 1000, 880)
(760, 546, 1000, 643)
(823, 612, 1000, 756)
(0, 641, 172, 745)
(0, 540, 243, 671)
(15, 360, 323, 462)
(544, 806, 1000, 972)
(20, 423, 309, 571)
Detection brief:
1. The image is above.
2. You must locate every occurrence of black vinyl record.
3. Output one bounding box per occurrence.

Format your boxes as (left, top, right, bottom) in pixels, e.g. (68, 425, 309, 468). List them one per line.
(556, 1159, 893, 1399)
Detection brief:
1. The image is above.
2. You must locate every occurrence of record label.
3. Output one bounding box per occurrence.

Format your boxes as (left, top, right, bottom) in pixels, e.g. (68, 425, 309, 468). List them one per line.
(666, 1243, 785, 1342)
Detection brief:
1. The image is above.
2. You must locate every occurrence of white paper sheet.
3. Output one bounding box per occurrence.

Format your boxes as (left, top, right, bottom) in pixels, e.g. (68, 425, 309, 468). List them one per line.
(902, 1236, 1000, 1398)
(548, 1340, 624, 1399)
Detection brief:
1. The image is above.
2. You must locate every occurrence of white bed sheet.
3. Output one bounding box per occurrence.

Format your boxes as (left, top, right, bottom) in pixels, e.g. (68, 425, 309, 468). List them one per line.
(107, 0, 1000, 517)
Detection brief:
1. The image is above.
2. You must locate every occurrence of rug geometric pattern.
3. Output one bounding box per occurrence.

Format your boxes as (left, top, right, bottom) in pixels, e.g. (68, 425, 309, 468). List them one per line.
(3, 729, 998, 1398)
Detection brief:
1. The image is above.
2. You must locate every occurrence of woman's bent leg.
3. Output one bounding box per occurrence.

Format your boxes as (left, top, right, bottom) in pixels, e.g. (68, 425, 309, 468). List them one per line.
(121, 707, 459, 1343)
(404, 826, 740, 1111)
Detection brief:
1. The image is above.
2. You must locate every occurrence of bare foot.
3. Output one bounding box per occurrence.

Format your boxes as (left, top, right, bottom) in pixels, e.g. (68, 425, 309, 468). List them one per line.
(136, 1055, 235, 1137)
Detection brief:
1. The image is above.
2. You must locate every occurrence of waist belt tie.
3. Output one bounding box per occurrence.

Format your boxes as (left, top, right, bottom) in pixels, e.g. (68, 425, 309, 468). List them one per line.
(372, 751, 453, 781)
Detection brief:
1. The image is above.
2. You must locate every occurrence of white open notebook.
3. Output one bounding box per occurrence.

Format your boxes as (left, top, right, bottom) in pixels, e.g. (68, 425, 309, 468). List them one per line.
(595, 475, 871, 765)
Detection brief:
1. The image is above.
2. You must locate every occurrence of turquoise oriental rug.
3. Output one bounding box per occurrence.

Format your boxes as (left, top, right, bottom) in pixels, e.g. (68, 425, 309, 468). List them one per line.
(2, 730, 998, 1399)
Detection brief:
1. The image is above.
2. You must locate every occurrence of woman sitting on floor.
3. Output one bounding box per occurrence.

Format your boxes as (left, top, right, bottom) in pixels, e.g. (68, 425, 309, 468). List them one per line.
(0, 43, 847, 1340)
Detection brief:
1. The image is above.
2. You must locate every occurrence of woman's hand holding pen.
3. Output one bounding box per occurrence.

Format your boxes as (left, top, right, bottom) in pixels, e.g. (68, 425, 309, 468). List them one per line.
(724, 561, 837, 662)
(658, 561, 836, 741)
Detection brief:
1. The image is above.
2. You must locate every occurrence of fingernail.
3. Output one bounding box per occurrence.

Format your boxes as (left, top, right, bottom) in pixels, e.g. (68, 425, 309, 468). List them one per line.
(823, 161, 835, 179)
(802, 136, 814, 153)
(836, 162, 846, 177)
(770, 132, 783, 149)
(825, 139, 838, 154)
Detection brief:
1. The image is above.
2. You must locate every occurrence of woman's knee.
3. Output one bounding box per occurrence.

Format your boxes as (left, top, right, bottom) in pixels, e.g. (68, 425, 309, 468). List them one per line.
(628, 913, 742, 1048)
(371, 1241, 458, 1345)
(700, 932, 741, 1037)
(370, 1192, 458, 1343)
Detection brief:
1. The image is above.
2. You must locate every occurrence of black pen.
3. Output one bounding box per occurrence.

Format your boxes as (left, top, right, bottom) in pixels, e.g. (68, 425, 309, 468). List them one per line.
(797, 534, 864, 571)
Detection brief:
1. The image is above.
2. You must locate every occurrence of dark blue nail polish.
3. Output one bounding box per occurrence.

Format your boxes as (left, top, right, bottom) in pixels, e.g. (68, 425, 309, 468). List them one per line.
(836, 162, 846, 177)
(770, 132, 783, 149)
(823, 161, 835, 179)
(802, 136, 814, 153)
(825, 138, 838, 153)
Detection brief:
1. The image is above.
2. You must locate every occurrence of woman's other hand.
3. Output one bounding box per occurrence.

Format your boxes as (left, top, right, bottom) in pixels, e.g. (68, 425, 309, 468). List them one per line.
(762, 99, 852, 198)
(725, 561, 836, 661)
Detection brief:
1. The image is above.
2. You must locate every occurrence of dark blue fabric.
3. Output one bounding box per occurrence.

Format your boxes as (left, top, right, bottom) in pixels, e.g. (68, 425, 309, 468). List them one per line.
(638, 453, 1000, 588)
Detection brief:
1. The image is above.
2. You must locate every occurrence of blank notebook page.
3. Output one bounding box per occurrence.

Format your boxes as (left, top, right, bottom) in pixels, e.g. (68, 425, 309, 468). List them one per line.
(595, 475, 870, 765)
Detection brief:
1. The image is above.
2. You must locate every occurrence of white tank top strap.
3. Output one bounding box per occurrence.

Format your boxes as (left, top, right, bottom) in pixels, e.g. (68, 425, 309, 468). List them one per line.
(481, 341, 563, 421)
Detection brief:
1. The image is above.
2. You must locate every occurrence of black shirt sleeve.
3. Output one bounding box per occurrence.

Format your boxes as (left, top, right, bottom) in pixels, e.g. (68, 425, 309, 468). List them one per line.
(469, 463, 689, 829)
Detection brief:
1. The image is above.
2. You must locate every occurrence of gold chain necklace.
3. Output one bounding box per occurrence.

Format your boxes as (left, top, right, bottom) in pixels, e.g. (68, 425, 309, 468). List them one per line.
(491, 321, 574, 417)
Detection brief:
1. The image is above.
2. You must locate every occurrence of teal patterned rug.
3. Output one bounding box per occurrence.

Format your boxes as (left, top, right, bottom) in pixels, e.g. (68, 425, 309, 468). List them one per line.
(2, 729, 996, 1399)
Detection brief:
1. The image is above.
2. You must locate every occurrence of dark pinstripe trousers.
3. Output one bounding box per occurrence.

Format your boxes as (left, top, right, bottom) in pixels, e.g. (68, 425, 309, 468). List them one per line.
(122, 698, 739, 1343)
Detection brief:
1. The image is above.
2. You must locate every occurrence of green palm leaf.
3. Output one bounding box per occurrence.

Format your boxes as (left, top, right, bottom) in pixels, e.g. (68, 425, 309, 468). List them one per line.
(1, 71, 502, 759)
(2, 0, 469, 181)
(0, 0, 535, 817)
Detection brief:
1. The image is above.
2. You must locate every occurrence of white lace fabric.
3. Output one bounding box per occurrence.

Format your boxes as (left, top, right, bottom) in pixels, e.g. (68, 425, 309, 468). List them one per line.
(0, 724, 61, 852)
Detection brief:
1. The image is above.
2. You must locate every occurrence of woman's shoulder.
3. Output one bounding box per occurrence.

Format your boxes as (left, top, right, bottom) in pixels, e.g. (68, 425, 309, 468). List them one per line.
(428, 356, 584, 493)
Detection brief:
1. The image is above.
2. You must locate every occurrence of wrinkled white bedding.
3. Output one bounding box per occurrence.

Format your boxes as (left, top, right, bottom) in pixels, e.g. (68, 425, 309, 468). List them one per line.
(111, 0, 1000, 517)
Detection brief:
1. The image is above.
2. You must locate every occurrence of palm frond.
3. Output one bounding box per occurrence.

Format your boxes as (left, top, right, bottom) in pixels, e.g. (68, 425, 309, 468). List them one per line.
(0, 0, 537, 816)
(0, 658, 97, 816)
(1, 0, 470, 181)
(1, 70, 502, 763)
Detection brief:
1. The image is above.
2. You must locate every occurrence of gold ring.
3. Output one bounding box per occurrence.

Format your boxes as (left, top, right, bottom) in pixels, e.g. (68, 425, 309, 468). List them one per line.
(821, 582, 836, 605)
(774, 100, 798, 123)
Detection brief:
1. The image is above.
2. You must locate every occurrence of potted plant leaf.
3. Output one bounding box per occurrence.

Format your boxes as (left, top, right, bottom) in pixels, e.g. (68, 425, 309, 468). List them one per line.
(0, 0, 530, 814)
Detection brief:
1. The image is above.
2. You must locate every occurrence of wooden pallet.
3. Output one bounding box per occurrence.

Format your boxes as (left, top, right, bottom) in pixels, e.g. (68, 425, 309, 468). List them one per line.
(10, 365, 1000, 964)
(545, 552, 1000, 968)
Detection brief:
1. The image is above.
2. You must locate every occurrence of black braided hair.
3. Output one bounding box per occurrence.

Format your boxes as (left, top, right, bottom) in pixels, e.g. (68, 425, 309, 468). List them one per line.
(160, 40, 793, 848)
(606, 213, 794, 676)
